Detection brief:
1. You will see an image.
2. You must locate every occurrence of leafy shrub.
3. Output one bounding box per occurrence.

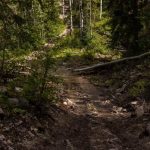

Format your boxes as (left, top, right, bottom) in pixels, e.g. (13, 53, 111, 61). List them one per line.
(129, 80, 148, 97)
(22, 51, 59, 104)
(82, 51, 94, 61)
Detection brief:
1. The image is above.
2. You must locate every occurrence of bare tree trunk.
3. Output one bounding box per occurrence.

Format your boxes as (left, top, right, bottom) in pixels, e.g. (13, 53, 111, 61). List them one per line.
(90, 0, 92, 37)
(100, 0, 102, 20)
(32, 0, 35, 25)
(74, 51, 150, 73)
(80, 0, 84, 37)
(69, 0, 73, 35)
(62, 0, 65, 19)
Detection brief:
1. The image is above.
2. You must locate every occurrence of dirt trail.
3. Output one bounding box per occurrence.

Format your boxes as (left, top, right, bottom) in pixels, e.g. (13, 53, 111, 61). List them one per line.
(57, 66, 114, 115)
(55, 66, 139, 150)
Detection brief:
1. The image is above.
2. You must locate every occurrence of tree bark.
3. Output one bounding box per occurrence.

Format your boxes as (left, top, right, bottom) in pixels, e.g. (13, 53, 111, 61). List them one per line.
(100, 0, 102, 20)
(80, 0, 84, 37)
(69, 0, 73, 35)
(90, 0, 92, 37)
(62, 0, 65, 19)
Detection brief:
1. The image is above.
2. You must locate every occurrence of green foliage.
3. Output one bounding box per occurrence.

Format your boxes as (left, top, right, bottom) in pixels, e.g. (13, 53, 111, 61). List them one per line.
(109, 0, 150, 55)
(105, 79, 114, 87)
(45, 20, 65, 40)
(64, 52, 72, 61)
(0, 93, 9, 105)
(12, 108, 26, 114)
(82, 50, 94, 61)
(0, 0, 61, 50)
(129, 80, 148, 97)
(61, 31, 83, 48)
(94, 14, 111, 35)
(22, 52, 58, 104)
(1, 0, 149, 114)
(87, 32, 111, 54)
(0, 0, 63, 109)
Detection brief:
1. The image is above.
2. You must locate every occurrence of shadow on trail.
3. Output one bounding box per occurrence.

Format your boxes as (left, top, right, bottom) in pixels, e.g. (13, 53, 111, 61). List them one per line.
(52, 65, 150, 150)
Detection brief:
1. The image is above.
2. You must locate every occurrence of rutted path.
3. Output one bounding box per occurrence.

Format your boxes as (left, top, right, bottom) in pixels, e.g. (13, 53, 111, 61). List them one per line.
(53, 64, 150, 150)
(19, 50, 148, 150)
(57, 66, 115, 116)
(55, 66, 129, 150)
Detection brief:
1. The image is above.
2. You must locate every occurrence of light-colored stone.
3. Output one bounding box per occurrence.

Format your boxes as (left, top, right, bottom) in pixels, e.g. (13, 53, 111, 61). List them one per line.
(0, 86, 7, 93)
(8, 147, 14, 150)
(0, 108, 4, 115)
(31, 127, 38, 133)
(135, 105, 144, 117)
(66, 139, 74, 150)
(8, 97, 28, 107)
(3, 127, 10, 132)
(63, 98, 75, 108)
(8, 98, 19, 106)
(7, 140, 13, 145)
(15, 120, 23, 126)
(131, 101, 138, 105)
(116, 84, 127, 93)
(0, 135, 5, 141)
(15, 87, 23, 93)
(28, 131, 35, 137)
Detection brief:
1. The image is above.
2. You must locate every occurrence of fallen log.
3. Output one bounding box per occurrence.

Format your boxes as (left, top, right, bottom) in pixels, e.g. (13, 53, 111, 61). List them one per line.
(74, 51, 150, 73)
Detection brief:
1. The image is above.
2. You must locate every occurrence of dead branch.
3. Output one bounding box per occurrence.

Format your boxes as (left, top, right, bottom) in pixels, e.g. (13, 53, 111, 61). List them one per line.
(74, 51, 150, 74)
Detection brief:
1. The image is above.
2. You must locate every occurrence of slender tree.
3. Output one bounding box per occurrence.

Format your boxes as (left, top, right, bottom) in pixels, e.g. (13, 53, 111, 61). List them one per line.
(90, 0, 93, 37)
(62, 0, 65, 19)
(100, 0, 103, 19)
(79, 0, 84, 37)
(69, 0, 73, 35)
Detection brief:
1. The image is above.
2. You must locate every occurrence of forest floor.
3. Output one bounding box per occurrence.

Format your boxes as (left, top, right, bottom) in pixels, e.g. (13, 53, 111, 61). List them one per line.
(53, 60, 150, 150)
(0, 37, 150, 149)
(0, 50, 150, 150)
